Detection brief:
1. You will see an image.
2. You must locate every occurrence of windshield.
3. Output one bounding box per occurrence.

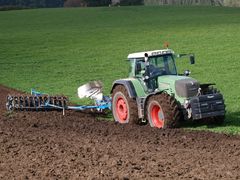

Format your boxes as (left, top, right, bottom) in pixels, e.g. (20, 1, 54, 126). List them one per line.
(148, 54, 177, 75)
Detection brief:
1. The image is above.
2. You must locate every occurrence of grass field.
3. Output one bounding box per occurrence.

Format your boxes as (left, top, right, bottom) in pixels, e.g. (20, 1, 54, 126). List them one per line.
(0, 6, 240, 134)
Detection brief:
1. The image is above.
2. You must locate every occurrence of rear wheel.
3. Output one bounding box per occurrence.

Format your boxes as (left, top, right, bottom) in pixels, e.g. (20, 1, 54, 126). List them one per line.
(146, 93, 181, 128)
(112, 85, 138, 124)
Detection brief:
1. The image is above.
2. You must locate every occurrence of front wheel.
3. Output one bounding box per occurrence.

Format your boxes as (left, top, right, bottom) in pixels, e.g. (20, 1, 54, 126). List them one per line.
(146, 93, 181, 128)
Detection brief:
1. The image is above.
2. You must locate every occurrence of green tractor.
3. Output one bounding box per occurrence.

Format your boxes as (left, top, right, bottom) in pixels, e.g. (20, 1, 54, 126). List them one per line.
(111, 49, 225, 128)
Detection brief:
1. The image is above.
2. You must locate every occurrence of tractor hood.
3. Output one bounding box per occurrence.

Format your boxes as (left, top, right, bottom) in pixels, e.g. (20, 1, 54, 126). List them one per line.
(158, 75, 200, 98)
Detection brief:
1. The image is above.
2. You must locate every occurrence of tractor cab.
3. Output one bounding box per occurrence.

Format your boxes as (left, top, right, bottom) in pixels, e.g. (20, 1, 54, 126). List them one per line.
(128, 49, 194, 79)
(128, 49, 180, 91)
(128, 49, 177, 78)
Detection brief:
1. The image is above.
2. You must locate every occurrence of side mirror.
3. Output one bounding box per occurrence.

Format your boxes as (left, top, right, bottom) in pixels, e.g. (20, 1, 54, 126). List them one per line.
(184, 70, 191, 76)
(136, 62, 142, 72)
(190, 55, 195, 64)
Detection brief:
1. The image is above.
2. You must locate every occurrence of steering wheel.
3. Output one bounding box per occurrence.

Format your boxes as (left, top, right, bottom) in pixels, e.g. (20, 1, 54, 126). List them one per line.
(158, 67, 167, 75)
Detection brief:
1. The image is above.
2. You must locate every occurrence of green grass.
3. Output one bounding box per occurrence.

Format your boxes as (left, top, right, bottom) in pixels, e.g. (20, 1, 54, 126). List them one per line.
(0, 6, 240, 134)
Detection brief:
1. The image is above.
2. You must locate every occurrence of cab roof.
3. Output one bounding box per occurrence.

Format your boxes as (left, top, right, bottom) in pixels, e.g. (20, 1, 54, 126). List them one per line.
(127, 49, 174, 59)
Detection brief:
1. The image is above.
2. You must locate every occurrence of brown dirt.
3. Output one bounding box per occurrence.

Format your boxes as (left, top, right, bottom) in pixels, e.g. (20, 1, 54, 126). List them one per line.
(1, 85, 240, 179)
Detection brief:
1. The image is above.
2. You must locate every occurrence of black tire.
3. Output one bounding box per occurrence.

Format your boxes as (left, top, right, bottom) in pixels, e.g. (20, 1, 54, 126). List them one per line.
(146, 93, 181, 128)
(112, 85, 138, 124)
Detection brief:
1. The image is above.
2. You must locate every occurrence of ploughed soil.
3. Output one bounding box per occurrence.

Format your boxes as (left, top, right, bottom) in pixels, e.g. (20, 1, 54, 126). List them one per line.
(1, 85, 240, 179)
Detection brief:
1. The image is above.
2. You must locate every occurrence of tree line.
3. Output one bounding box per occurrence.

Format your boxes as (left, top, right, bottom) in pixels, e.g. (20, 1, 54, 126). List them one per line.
(0, 0, 64, 8)
(1, 0, 238, 8)
(0, 0, 109, 8)
(0, 0, 143, 8)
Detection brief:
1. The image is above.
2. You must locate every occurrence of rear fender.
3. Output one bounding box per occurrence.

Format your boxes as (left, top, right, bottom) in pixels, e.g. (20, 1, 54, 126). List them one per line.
(111, 80, 137, 98)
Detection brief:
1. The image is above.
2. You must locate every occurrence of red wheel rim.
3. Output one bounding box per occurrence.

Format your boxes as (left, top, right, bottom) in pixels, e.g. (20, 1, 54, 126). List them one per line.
(116, 97, 128, 123)
(151, 104, 164, 128)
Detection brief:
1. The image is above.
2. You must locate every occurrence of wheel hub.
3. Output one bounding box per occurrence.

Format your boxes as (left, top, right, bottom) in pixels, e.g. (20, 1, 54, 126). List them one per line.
(116, 97, 128, 122)
(151, 104, 164, 128)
